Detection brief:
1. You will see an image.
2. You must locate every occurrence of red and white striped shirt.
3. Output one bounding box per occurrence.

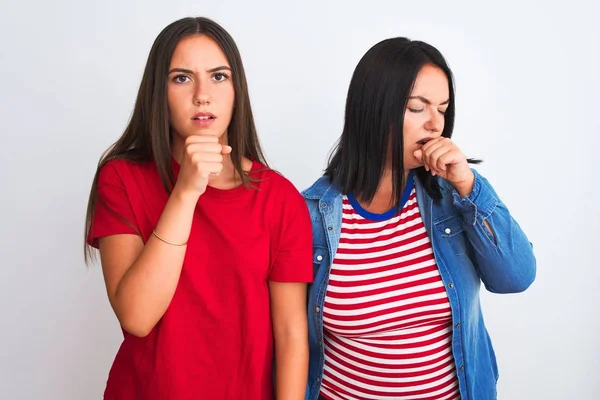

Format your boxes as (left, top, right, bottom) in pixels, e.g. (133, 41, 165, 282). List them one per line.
(320, 187, 460, 400)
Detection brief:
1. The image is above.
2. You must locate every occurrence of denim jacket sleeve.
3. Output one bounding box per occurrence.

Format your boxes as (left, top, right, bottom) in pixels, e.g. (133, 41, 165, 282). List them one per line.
(452, 169, 536, 293)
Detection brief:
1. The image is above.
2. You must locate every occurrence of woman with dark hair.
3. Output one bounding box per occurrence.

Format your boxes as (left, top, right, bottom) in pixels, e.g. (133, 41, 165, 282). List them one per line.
(84, 17, 311, 399)
(303, 37, 536, 400)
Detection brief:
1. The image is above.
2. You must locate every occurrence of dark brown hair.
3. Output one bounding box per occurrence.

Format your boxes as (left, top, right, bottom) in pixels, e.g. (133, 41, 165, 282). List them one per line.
(84, 16, 268, 263)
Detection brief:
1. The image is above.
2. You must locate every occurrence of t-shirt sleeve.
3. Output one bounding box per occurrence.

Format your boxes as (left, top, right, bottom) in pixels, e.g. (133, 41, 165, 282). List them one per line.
(87, 161, 140, 249)
(268, 184, 314, 283)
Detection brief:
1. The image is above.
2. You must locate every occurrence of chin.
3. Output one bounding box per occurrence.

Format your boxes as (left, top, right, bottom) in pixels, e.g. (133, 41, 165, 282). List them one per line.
(189, 128, 224, 138)
(403, 162, 421, 171)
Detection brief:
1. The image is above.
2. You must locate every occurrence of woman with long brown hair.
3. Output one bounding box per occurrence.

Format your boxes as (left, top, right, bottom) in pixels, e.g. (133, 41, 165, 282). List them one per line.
(84, 16, 311, 400)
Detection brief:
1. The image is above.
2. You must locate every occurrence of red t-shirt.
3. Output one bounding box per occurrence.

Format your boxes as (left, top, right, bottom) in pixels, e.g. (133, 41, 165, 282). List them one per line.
(88, 158, 313, 400)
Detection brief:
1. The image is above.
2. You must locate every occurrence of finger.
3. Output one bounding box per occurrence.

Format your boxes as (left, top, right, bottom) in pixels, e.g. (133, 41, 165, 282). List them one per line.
(194, 153, 224, 163)
(420, 136, 446, 153)
(413, 149, 423, 163)
(413, 149, 430, 172)
(423, 138, 451, 168)
(428, 146, 450, 174)
(185, 135, 219, 145)
(422, 140, 445, 171)
(186, 143, 224, 154)
(422, 137, 447, 159)
(190, 151, 224, 166)
(431, 146, 451, 171)
(221, 145, 232, 155)
(437, 151, 460, 171)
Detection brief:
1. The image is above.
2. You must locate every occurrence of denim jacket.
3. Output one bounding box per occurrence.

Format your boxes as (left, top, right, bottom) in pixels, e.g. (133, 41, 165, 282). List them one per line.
(301, 169, 536, 400)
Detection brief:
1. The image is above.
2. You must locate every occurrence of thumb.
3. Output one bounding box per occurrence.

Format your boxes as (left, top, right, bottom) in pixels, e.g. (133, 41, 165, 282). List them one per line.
(221, 145, 232, 155)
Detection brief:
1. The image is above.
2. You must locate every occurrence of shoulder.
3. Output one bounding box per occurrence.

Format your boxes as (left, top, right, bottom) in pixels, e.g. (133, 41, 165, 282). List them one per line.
(97, 158, 155, 187)
(251, 164, 308, 214)
(301, 175, 334, 200)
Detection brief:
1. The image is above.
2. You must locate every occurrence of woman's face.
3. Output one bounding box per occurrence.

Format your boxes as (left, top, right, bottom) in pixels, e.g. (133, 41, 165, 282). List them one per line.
(167, 35, 235, 144)
(402, 64, 450, 170)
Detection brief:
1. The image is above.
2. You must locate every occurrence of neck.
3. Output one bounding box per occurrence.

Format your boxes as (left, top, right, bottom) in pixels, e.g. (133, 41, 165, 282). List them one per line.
(357, 168, 411, 214)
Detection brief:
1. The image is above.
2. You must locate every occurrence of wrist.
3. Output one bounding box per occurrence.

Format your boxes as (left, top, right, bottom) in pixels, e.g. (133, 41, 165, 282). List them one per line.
(171, 185, 201, 206)
(451, 170, 475, 197)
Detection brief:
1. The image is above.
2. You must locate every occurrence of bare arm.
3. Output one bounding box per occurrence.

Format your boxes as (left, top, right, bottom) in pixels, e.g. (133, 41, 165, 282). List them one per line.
(270, 281, 309, 400)
(99, 188, 197, 337)
(97, 135, 231, 337)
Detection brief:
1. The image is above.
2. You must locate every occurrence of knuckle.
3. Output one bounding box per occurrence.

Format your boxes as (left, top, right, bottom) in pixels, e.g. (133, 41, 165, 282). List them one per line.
(186, 136, 198, 145)
(185, 143, 194, 154)
(203, 143, 217, 152)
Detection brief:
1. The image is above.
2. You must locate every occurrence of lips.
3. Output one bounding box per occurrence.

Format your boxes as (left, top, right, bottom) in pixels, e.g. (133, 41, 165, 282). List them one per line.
(191, 112, 216, 127)
(417, 137, 433, 145)
(192, 112, 215, 121)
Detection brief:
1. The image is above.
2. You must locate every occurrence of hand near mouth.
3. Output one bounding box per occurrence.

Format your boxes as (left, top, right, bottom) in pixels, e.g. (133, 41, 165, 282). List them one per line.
(413, 137, 474, 196)
(174, 135, 232, 199)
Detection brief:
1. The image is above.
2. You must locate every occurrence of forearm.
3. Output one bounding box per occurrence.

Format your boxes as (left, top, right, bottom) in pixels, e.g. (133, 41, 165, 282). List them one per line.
(465, 203, 536, 293)
(274, 332, 309, 400)
(454, 171, 536, 293)
(113, 188, 198, 336)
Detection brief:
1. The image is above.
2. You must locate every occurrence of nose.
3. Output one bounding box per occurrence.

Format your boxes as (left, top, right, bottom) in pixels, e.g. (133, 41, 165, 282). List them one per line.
(193, 81, 210, 105)
(424, 109, 444, 134)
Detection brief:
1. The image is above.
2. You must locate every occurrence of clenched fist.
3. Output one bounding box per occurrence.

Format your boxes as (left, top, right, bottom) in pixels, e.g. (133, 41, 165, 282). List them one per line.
(174, 135, 232, 198)
(413, 137, 475, 196)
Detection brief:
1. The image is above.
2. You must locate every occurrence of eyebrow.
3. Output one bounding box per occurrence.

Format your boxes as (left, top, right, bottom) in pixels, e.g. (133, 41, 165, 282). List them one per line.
(409, 96, 450, 106)
(168, 66, 232, 74)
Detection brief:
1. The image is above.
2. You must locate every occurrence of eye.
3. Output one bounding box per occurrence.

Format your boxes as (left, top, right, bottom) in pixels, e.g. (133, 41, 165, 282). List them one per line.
(173, 74, 190, 84)
(408, 108, 424, 113)
(212, 72, 230, 82)
(438, 109, 447, 115)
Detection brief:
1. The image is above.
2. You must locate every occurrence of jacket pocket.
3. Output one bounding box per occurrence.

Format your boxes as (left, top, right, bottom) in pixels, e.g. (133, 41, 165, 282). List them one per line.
(434, 213, 468, 257)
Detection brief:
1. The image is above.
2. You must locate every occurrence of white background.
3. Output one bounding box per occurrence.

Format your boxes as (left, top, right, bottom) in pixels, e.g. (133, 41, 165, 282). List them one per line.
(0, 0, 598, 398)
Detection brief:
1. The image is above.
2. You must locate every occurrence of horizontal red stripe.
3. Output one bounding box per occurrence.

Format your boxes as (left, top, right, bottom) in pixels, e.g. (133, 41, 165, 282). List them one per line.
(323, 366, 457, 397)
(324, 297, 451, 323)
(324, 309, 452, 334)
(353, 321, 451, 341)
(324, 285, 448, 311)
(339, 214, 423, 240)
(326, 275, 444, 298)
(324, 337, 453, 370)
(337, 230, 429, 257)
(325, 347, 456, 379)
(325, 331, 452, 361)
(333, 241, 433, 266)
(328, 253, 435, 277)
(327, 265, 441, 289)
(325, 357, 456, 388)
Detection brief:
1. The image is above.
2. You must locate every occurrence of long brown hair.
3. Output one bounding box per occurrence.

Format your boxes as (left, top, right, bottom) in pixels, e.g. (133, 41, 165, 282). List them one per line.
(84, 17, 268, 263)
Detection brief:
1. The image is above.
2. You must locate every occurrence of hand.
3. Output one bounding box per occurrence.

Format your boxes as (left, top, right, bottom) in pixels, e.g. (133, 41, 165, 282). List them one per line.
(413, 137, 474, 196)
(174, 135, 232, 198)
